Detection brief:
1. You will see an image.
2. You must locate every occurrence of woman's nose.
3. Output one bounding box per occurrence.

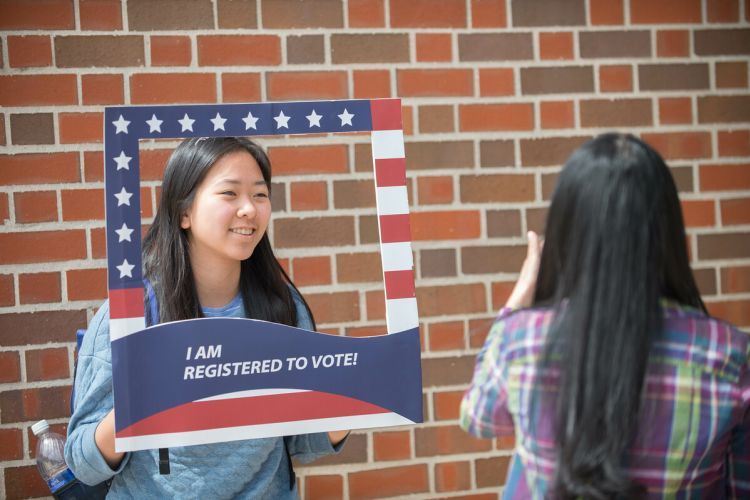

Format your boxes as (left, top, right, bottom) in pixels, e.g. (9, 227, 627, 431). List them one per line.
(237, 198, 256, 218)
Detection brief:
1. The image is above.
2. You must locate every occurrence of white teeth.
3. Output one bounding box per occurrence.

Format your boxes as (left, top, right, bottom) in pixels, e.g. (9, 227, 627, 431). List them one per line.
(230, 228, 254, 235)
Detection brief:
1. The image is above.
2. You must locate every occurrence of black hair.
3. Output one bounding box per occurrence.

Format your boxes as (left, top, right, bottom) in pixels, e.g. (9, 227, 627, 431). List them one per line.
(142, 137, 315, 329)
(534, 133, 705, 499)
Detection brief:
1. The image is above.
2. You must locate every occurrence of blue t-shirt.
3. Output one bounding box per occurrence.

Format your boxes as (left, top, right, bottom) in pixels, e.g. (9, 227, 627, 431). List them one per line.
(65, 289, 338, 499)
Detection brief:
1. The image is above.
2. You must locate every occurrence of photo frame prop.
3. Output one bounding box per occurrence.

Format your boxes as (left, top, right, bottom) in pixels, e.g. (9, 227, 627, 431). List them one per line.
(103, 99, 422, 451)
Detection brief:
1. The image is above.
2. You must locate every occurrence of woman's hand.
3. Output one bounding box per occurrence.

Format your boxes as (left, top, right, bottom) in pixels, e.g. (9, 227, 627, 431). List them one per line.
(505, 231, 543, 310)
(94, 409, 125, 469)
(327, 430, 350, 447)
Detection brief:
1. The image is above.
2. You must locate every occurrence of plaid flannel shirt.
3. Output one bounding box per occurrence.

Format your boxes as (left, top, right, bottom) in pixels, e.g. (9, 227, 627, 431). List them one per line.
(461, 302, 750, 499)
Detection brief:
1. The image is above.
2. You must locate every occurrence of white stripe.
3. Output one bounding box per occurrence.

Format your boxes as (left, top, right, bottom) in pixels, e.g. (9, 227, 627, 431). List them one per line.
(114, 412, 414, 452)
(381, 242, 414, 272)
(386, 297, 419, 333)
(376, 185, 409, 215)
(197, 388, 308, 402)
(371, 130, 405, 159)
(110, 317, 146, 341)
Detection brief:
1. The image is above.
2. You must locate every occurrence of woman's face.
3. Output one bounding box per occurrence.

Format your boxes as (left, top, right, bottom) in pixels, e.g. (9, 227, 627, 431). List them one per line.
(180, 149, 271, 272)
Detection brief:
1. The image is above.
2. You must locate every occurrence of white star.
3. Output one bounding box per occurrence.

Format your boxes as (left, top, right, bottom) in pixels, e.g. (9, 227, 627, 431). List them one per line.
(242, 111, 259, 130)
(338, 108, 354, 126)
(210, 112, 227, 131)
(273, 110, 290, 129)
(306, 109, 322, 128)
(115, 222, 134, 243)
(114, 187, 133, 206)
(112, 114, 130, 134)
(116, 259, 135, 279)
(113, 151, 132, 171)
(178, 113, 195, 132)
(146, 114, 163, 133)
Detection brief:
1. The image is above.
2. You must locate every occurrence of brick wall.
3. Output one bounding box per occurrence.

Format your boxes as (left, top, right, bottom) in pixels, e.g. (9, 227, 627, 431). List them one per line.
(1, 0, 749, 498)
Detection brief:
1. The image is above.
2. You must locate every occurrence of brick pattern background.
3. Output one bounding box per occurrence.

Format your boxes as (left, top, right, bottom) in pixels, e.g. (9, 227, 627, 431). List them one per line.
(1, 0, 749, 498)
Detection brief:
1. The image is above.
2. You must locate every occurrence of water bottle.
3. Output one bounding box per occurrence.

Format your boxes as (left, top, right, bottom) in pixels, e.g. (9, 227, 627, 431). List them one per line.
(31, 420, 86, 499)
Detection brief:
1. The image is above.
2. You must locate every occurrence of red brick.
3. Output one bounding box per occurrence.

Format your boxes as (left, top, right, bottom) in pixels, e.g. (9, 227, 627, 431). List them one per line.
(336, 252, 382, 283)
(267, 71, 347, 100)
(599, 64, 633, 92)
(14, 191, 57, 223)
(366, 289, 385, 320)
(0, 309, 86, 346)
(349, 464, 428, 498)
(353, 69, 391, 99)
(471, 0, 506, 27)
(416, 34, 452, 62)
(659, 97, 693, 125)
(417, 176, 453, 205)
(417, 283, 487, 316)
(25, 347, 69, 381)
(707, 0, 740, 22)
(492, 281, 515, 310)
(0, 428, 23, 460)
(415, 425, 491, 456)
(91, 227, 106, 258)
(0, 152, 79, 186)
(707, 299, 750, 326)
(80, 0, 122, 29)
(0, 230, 86, 264)
(83, 150, 104, 182)
(61, 188, 105, 221)
(261, 0, 343, 28)
(19, 272, 61, 304)
(304, 474, 344, 500)
(402, 105, 415, 136)
(429, 321, 464, 351)
(435, 461, 471, 492)
(590, 0, 624, 24)
(681, 200, 715, 227)
(0, 274, 13, 307)
(0, 386, 70, 423)
(67, 268, 107, 301)
(151, 35, 191, 66)
(656, 30, 690, 57)
(0, 352, 21, 382)
(138, 149, 170, 181)
(222, 73, 261, 102)
(479, 68, 514, 96)
(81, 74, 124, 104)
(269, 145, 347, 176)
(198, 35, 280, 66)
(459, 103, 534, 131)
(59, 112, 102, 144)
(541, 101, 574, 129)
(290, 181, 327, 211)
(373, 430, 411, 461)
(130, 73, 216, 104)
(7, 35, 52, 67)
(718, 130, 750, 157)
(0, 114, 4, 146)
(631, 0, 701, 23)
(411, 211, 480, 241)
(345, 324, 387, 338)
(5, 464, 49, 499)
(292, 256, 332, 286)
(540, 32, 574, 60)
(722, 265, 750, 293)
(721, 198, 750, 225)
(398, 69, 473, 97)
(433, 390, 464, 420)
(0, 74, 77, 106)
(305, 291, 360, 324)
(641, 132, 712, 160)
(716, 61, 748, 88)
(348, 0, 385, 27)
(699, 163, 750, 191)
(390, 0, 466, 27)
(0, 0, 74, 29)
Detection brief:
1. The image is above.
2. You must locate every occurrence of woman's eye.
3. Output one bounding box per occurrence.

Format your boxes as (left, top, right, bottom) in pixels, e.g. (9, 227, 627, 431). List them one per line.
(255, 192, 269, 199)
(220, 191, 236, 196)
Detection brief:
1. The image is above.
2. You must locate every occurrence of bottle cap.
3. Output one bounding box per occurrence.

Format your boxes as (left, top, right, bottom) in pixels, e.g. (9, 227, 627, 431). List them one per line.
(31, 420, 49, 436)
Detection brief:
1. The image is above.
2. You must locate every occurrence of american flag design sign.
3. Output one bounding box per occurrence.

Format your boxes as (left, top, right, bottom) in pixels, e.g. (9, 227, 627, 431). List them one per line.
(104, 99, 422, 451)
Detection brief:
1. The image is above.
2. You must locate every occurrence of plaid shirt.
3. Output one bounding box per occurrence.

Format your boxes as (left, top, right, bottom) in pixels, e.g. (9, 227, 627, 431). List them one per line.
(461, 302, 750, 499)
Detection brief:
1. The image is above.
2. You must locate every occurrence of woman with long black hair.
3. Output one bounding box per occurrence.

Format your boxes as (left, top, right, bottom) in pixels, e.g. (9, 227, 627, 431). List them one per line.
(461, 133, 749, 498)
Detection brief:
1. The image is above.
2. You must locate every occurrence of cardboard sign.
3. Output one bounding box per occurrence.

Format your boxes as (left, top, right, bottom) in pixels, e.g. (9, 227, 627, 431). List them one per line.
(103, 99, 422, 451)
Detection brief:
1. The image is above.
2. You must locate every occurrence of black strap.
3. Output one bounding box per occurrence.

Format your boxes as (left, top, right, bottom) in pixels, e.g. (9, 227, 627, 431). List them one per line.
(158, 448, 170, 474)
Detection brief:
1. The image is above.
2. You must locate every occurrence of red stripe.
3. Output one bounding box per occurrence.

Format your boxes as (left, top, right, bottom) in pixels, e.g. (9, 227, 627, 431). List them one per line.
(370, 98, 402, 131)
(384, 270, 415, 299)
(117, 391, 390, 437)
(374, 158, 406, 187)
(109, 288, 144, 319)
(379, 214, 411, 243)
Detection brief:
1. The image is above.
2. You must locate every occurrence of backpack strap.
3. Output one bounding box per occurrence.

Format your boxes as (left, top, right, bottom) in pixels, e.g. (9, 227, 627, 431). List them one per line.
(143, 279, 170, 475)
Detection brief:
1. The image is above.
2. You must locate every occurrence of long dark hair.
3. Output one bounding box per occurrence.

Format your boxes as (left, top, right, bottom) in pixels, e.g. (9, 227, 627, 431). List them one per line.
(142, 137, 314, 329)
(535, 133, 706, 499)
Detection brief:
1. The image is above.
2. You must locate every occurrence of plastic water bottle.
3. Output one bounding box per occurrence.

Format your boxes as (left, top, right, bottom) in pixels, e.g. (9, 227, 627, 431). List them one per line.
(31, 420, 85, 499)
